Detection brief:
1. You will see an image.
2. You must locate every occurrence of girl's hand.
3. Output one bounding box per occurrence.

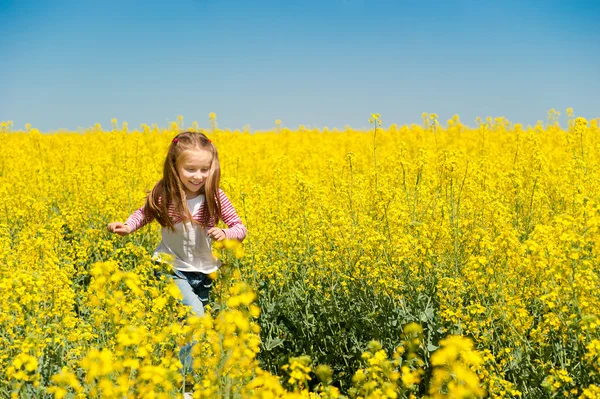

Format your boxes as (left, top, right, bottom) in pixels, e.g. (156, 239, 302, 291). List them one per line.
(207, 227, 226, 241)
(107, 222, 132, 236)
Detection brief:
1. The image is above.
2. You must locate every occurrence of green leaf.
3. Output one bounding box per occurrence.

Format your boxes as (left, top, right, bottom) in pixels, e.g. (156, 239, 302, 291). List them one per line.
(263, 337, 285, 351)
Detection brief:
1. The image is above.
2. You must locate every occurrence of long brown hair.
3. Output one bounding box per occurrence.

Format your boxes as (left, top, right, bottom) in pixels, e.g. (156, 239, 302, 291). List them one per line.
(144, 131, 221, 230)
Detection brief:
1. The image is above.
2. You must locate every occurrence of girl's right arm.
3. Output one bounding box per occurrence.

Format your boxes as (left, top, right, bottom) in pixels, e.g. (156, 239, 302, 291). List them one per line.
(107, 205, 153, 236)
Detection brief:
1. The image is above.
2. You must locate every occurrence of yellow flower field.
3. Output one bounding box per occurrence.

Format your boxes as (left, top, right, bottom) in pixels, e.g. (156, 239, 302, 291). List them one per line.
(1, 112, 599, 398)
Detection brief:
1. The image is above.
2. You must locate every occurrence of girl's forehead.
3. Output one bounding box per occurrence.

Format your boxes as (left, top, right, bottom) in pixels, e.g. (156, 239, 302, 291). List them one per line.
(179, 148, 213, 164)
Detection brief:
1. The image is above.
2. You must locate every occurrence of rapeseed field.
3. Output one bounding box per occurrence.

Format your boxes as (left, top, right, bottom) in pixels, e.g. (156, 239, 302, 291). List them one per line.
(1, 112, 599, 398)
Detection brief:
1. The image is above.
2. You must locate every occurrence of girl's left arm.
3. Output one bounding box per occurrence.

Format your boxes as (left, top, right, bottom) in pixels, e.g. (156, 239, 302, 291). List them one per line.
(219, 189, 247, 241)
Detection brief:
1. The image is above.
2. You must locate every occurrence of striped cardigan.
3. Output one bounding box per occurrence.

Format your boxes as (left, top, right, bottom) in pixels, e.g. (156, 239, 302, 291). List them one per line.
(125, 189, 247, 241)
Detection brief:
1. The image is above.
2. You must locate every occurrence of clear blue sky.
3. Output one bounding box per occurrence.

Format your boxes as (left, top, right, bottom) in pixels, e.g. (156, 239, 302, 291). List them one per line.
(1, 0, 599, 131)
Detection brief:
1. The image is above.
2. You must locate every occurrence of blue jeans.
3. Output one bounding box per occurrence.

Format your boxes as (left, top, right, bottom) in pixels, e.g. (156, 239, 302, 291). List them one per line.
(170, 269, 212, 317)
(162, 269, 213, 378)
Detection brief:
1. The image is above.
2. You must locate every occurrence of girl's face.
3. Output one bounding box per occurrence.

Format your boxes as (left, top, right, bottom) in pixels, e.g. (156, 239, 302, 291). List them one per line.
(176, 148, 213, 198)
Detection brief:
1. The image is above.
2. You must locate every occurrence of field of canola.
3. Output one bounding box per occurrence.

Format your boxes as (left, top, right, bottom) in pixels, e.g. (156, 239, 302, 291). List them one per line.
(1, 113, 599, 398)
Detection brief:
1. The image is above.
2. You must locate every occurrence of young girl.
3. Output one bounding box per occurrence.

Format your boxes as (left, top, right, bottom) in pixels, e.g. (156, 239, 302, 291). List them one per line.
(107, 131, 247, 317)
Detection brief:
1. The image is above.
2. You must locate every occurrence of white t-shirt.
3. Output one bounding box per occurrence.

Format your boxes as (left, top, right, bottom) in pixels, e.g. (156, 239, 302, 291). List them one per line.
(152, 194, 220, 274)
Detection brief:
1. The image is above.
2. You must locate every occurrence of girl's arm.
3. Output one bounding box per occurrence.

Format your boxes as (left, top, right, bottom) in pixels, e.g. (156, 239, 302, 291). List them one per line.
(217, 189, 247, 241)
(123, 205, 154, 233)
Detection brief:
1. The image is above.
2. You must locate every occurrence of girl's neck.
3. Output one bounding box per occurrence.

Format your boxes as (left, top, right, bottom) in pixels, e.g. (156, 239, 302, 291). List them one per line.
(185, 187, 205, 200)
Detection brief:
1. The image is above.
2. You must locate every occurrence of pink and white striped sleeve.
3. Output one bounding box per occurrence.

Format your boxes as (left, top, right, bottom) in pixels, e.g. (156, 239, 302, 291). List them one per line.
(125, 205, 153, 233)
(219, 189, 247, 241)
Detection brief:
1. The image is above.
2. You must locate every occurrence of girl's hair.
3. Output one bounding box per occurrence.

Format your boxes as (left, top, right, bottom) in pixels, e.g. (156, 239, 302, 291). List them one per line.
(144, 131, 221, 230)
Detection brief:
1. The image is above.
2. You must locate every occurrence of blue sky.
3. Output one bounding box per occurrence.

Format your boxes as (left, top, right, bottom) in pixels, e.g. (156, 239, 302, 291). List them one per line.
(1, 0, 598, 131)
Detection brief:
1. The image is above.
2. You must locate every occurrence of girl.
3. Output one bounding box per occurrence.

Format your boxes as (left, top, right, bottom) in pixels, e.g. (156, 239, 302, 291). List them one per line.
(107, 131, 247, 316)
